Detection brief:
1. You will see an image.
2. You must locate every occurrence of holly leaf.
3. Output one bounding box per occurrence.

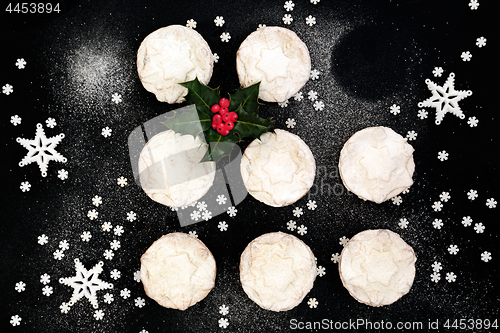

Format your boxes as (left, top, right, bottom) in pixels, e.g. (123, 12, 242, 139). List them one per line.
(179, 77, 220, 114)
(228, 82, 262, 113)
(200, 128, 239, 163)
(233, 106, 274, 141)
(162, 104, 211, 138)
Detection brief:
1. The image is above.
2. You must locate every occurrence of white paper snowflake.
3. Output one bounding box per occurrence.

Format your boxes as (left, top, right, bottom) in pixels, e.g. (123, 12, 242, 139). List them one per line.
(418, 72, 472, 125)
(305, 15, 316, 26)
(306, 200, 317, 210)
(469, 0, 479, 10)
(461, 216, 473, 227)
(102, 222, 112, 232)
(38, 234, 48, 245)
(15, 58, 27, 69)
(432, 261, 442, 272)
(103, 293, 114, 304)
(437, 150, 449, 161)
(15, 281, 26, 292)
(214, 16, 225, 27)
(219, 318, 229, 329)
(432, 218, 443, 229)
(58, 169, 68, 180)
(430, 272, 441, 283)
(297, 225, 307, 235)
(391, 196, 403, 205)
(389, 104, 401, 115)
(467, 189, 478, 200)
(216, 194, 227, 205)
(126, 211, 137, 222)
(59, 259, 113, 310)
(476, 36, 487, 48)
(10, 315, 21, 326)
(11, 115, 22, 126)
(202, 210, 212, 221)
(117, 176, 128, 187)
(46, 117, 57, 128)
(417, 109, 428, 119)
(17, 123, 67, 177)
(316, 266, 326, 277)
(190, 211, 201, 221)
(218, 221, 228, 231)
(227, 206, 237, 217)
(432, 201, 443, 211)
(282, 14, 293, 25)
(81, 231, 92, 242)
(486, 198, 497, 208)
(481, 251, 492, 262)
(102, 127, 112, 138)
(94, 309, 104, 320)
(20, 181, 31, 192)
(114, 225, 124, 236)
(398, 218, 409, 229)
(331, 253, 340, 263)
(310, 69, 320, 80)
(220, 32, 231, 42)
(2, 83, 13, 95)
(313, 100, 325, 111)
(307, 90, 318, 101)
(339, 236, 349, 246)
(285, 118, 296, 128)
(88, 209, 98, 220)
(432, 66, 444, 77)
(474, 223, 485, 233)
(448, 244, 459, 255)
(135, 297, 146, 308)
(278, 100, 288, 108)
(460, 51, 472, 61)
(284, 0, 294, 11)
(293, 92, 303, 101)
(186, 19, 197, 29)
(287, 220, 297, 231)
(40, 273, 50, 284)
(111, 93, 122, 104)
(120, 288, 131, 299)
(219, 304, 229, 315)
(42, 285, 53, 296)
(467, 116, 479, 127)
(307, 298, 318, 308)
(292, 207, 303, 217)
(445, 272, 457, 283)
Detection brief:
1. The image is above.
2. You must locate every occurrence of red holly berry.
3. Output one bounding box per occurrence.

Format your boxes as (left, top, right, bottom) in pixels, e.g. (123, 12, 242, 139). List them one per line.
(219, 98, 230, 108)
(211, 104, 221, 113)
(216, 122, 227, 134)
(222, 112, 231, 122)
(213, 114, 222, 123)
(225, 121, 234, 130)
(228, 111, 238, 122)
(219, 107, 228, 116)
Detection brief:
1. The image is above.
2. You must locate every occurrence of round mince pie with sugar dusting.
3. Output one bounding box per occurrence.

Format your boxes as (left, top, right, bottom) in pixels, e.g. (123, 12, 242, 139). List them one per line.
(239, 232, 317, 311)
(140, 232, 217, 310)
(138, 130, 215, 208)
(137, 25, 214, 103)
(240, 129, 316, 207)
(236, 26, 311, 103)
(338, 229, 417, 307)
(338, 126, 415, 203)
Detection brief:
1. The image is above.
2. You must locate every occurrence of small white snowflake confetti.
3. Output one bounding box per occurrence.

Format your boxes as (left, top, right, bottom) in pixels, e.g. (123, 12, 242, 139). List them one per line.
(186, 19, 197, 29)
(3, 83, 13, 95)
(15, 281, 26, 292)
(406, 130, 417, 141)
(218, 221, 228, 231)
(188, 231, 198, 238)
(38, 234, 48, 245)
(389, 104, 401, 115)
(15, 58, 27, 69)
(297, 225, 307, 235)
(110, 240, 121, 250)
(307, 90, 318, 101)
(437, 150, 449, 161)
(467, 116, 479, 127)
(293, 91, 303, 101)
(313, 100, 325, 111)
(310, 0, 320, 4)
(134, 270, 141, 283)
(114, 225, 124, 236)
(111, 93, 122, 104)
(197, 201, 207, 211)
(53, 249, 65, 260)
(392, 196, 402, 205)
(486, 198, 497, 208)
(202, 210, 212, 221)
(103, 249, 114, 260)
(316, 266, 326, 277)
(102, 222, 112, 232)
(190, 210, 201, 221)
(278, 100, 288, 108)
(11, 115, 22, 126)
(307, 298, 318, 308)
(216, 194, 227, 205)
(432, 261, 442, 272)
(310, 69, 320, 80)
(439, 191, 451, 202)
(467, 189, 478, 200)
(214, 16, 225, 27)
(10, 315, 22, 326)
(292, 207, 303, 217)
(398, 218, 409, 229)
(227, 206, 237, 217)
(481, 251, 492, 262)
(42, 285, 53, 296)
(285, 118, 296, 128)
(433, 218, 444, 229)
(476, 36, 487, 48)
(94, 309, 104, 320)
(432, 66, 444, 77)
(117, 176, 128, 187)
(469, 0, 479, 10)
(331, 253, 340, 263)
(59, 240, 69, 251)
(445, 272, 457, 283)
(430, 272, 441, 283)
(103, 293, 114, 304)
(284, 0, 295, 11)
(110, 269, 121, 280)
(339, 236, 349, 246)
(306, 200, 317, 210)
(88, 209, 98, 220)
(120, 288, 131, 299)
(220, 32, 231, 42)
(45, 117, 57, 128)
(92, 195, 102, 207)
(474, 223, 485, 233)
(460, 51, 472, 61)
(40, 273, 50, 284)
(81, 231, 92, 242)
(219, 318, 229, 329)
(135, 297, 146, 308)
(305, 15, 316, 26)
(126, 211, 137, 222)
(417, 109, 428, 119)
(102, 127, 112, 138)
(448, 245, 459, 255)
(219, 304, 229, 315)
(212, 53, 219, 63)
(20, 181, 31, 192)
(60, 303, 70, 314)
(287, 220, 297, 231)
(58, 169, 68, 180)
(432, 201, 443, 212)
(282, 14, 293, 25)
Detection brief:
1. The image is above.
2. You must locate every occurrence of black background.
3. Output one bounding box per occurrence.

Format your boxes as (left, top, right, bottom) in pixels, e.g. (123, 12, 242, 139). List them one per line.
(1, 0, 498, 332)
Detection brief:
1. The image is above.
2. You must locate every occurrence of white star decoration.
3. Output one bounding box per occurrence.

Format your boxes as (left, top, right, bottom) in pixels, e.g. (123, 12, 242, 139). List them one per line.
(17, 123, 66, 177)
(255, 47, 291, 83)
(59, 259, 113, 311)
(418, 72, 472, 125)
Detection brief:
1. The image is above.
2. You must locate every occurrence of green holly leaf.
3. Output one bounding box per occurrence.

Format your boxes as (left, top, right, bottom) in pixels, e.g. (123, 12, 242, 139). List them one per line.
(179, 77, 220, 114)
(233, 106, 274, 141)
(162, 104, 211, 138)
(200, 128, 239, 163)
(228, 82, 262, 113)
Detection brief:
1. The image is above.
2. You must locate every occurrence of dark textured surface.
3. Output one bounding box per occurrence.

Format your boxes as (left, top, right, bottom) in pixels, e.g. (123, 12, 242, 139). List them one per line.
(1, 0, 498, 332)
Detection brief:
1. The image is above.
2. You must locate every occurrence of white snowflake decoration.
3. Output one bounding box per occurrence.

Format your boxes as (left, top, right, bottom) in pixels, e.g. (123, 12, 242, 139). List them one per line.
(59, 258, 113, 311)
(285, 118, 296, 128)
(476, 36, 487, 48)
(307, 298, 318, 308)
(305, 15, 316, 26)
(284, 1, 294, 11)
(11, 115, 22, 126)
(282, 14, 293, 25)
(214, 16, 225, 27)
(186, 19, 197, 29)
(418, 72, 472, 125)
(17, 123, 67, 177)
(460, 51, 472, 61)
(15, 58, 27, 69)
(220, 32, 231, 42)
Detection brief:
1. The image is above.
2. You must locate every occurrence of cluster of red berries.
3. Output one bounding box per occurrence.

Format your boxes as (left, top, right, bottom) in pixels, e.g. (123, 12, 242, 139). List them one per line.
(211, 98, 238, 136)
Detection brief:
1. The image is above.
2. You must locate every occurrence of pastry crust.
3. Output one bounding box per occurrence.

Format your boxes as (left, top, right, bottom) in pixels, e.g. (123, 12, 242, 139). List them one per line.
(140, 232, 216, 310)
(240, 232, 317, 311)
(236, 26, 310, 103)
(137, 25, 214, 103)
(338, 229, 416, 307)
(138, 130, 215, 208)
(240, 129, 316, 207)
(339, 126, 415, 203)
